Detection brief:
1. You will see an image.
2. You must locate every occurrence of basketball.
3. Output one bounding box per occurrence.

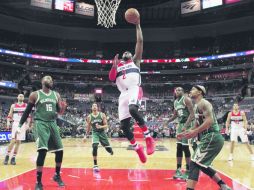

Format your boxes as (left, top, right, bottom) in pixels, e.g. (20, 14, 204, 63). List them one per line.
(125, 8, 140, 24)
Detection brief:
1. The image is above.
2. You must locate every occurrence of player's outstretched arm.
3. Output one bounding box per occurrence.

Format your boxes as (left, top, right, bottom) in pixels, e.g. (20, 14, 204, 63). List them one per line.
(109, 54, 119, 81)
(133, 24, 143, 68)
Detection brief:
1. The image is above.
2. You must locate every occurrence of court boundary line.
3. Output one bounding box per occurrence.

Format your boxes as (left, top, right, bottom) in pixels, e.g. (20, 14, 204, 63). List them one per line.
(216, 169, 252, 190)
(0, 168, 35, 182)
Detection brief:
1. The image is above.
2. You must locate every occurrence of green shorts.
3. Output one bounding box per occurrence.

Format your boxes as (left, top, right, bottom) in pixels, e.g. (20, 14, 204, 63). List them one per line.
(177, 123, 192, 146)
(92, 131, 110, 147)
(192, 132, 224, 168)
(34, 120, 63, 152)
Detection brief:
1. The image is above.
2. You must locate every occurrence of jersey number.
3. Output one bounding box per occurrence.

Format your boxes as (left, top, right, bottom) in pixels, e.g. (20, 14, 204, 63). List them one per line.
(46, 104, 53, 112)
(122, 70, 126, 79)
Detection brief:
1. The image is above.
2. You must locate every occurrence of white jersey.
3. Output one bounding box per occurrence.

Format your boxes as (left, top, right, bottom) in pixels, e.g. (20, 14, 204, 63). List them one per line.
(115, 60, 141, 92)
(230, 111, 244, 129)
(12, 103, 27, 122)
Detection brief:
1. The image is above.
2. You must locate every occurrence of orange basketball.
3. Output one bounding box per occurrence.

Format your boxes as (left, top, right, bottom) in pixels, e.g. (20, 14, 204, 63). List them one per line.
(125, 8, 140, 24)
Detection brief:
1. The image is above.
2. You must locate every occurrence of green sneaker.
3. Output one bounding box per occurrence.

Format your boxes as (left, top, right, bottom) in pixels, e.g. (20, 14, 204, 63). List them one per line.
(181, 170, 189, 180)
(173, 168, 183, 179)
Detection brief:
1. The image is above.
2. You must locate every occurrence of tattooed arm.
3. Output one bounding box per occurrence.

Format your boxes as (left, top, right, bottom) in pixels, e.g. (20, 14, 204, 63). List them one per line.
(178, 99, 214, 139)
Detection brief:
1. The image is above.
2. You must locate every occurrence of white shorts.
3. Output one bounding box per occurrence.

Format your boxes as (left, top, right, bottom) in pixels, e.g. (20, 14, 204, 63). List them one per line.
(230, 127, 248, 143)
(118, 86, 143, 121)
(11, 122, 27, 141)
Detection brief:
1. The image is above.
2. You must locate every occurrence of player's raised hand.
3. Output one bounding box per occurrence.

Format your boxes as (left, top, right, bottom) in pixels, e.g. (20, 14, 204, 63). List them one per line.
(113, 54, 119, 68)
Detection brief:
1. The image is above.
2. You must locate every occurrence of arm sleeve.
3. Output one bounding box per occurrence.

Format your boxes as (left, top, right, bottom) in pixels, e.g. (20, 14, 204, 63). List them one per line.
(109, 67, 117, 82)
(19, 102, 34, 127)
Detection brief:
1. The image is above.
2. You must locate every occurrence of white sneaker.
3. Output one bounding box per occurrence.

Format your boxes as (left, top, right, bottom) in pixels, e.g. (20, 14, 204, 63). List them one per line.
(93, 165, 100, 172)
(228, 155, 233, 161)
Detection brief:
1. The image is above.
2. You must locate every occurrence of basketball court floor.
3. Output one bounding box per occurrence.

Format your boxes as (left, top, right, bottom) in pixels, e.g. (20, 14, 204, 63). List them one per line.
(0, 138, 253, 190)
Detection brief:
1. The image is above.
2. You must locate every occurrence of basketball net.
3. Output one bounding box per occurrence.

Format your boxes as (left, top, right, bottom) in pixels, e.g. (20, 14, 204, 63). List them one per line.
(95, 0, 121, 28)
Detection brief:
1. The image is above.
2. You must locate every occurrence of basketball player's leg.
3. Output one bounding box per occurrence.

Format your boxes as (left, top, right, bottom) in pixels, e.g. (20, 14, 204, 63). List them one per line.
(199, 166, 231, 190)
(182, 123, 192, 174)
(91, 131, 100, 171)
(119, 92, 146, 163)
(182, 144, 191, 179)
(34, 120, 50, 189)
(3, 138, 15, 165)
(4, 122, 19, 165)
(239, 128, 254, 160)
(174, 142, 184, 179)
(175, 123, 184, 176)
(189, 133, 231, 189)
(228, 128, 238, 161)
(120, 117, 146, 163)
(187, 162, 231, 190)
(99, 132, 113, 155)
(186, 161, 200, 189)
(128, 86, 155, 155)
(11, 126, 26, 165)
(48, 122, 65, 186)
(10, 140, 21, 165)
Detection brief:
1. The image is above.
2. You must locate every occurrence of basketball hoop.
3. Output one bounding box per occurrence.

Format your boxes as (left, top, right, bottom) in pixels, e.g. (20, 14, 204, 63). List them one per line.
(95, 0, 121, 28)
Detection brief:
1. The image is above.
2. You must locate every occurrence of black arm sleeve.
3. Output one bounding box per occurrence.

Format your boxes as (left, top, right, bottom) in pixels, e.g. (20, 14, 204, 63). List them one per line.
(56, 102, 60, 113)
(19, 102, 34, 127)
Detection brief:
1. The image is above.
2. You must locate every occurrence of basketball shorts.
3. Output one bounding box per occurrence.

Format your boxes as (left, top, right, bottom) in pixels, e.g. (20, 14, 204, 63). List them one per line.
(230, 127, 248, 143)
(11, 121, 27, 141)
(192, 132, 224, 168)
(34, 120, 63, 152)
(92, 131, 111, 147)
(118, 86, 143, 121)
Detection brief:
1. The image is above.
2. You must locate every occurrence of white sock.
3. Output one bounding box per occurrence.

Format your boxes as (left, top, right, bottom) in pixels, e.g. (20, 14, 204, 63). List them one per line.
(144, 131, 151, 138)
(133, 143, 139, 150)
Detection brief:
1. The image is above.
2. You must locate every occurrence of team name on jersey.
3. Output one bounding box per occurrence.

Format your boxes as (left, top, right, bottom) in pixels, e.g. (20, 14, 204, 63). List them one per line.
(175, 105, 185, 109)
(91, 119, 102, 124)
(117, 64, 133, 71)
(13, 107, 26, 112)
(39, 98, 57, 104)
(231, 116, 243, 120)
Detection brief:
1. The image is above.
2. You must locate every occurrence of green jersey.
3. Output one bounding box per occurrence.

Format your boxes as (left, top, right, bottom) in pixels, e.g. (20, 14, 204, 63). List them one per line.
(89, 112, 104, 133)
(34, 90, 58, 122)
(195, 99, 220, 137)
(174, 96, 189, 123)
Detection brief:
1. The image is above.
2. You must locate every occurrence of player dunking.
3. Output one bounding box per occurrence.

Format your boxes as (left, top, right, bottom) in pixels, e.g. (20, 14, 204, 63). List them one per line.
(226, 102, 254, 161)
(167, 87, 194, 180)
(16, 76, 67, 190)
(83, 103, 113, 172)
(109, 19, 155, 163)
(178, 85, 231, 190)
(3, 94, 31, 165)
